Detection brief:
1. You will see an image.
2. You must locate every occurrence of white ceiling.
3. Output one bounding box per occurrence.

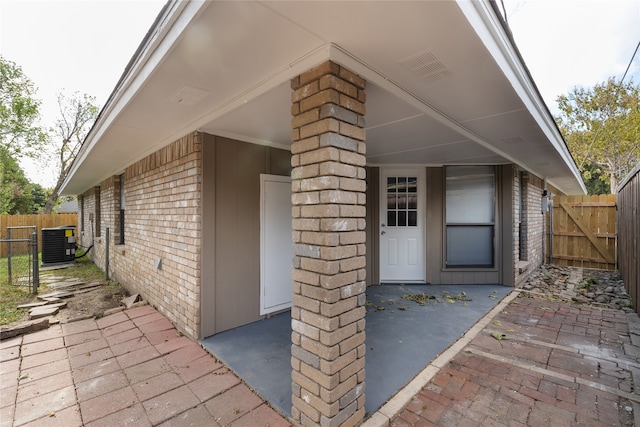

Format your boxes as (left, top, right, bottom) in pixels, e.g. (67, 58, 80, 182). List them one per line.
(62, 0, 585, 195)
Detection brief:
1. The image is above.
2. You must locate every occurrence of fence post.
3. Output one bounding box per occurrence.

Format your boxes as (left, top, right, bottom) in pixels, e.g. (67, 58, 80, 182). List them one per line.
(105, 227, 110, 281)
(31, 232, 39, 294)
(7, 228, 12, 286)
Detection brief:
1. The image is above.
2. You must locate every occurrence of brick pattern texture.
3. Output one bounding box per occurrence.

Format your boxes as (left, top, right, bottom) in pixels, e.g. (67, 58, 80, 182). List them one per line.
(78, 133, 202, 339)
(513, 169, 564, 287)
(514, 170, 543, 286)
(290, 61, 367, 427)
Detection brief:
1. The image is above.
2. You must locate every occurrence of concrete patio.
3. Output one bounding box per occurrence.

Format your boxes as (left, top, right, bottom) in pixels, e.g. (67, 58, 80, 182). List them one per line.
(200, 284, 511, 416)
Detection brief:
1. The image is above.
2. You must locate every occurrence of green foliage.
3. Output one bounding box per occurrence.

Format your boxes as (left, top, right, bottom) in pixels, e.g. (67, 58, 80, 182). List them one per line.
(581, 162, 611, 195)
(31, 184, 48, 211)
(0, 56, 46, 159)
(556, 78, 640, 193)
(0, 146, 51, 214)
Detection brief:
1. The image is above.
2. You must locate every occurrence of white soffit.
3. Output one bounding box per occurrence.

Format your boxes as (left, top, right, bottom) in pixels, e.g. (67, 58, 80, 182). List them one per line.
(62, 0, 585, 195)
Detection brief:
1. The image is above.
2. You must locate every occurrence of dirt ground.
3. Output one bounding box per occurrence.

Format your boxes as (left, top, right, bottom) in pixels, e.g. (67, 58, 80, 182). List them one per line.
(47, 279, 130, 322)
(2, 266, 130, 331)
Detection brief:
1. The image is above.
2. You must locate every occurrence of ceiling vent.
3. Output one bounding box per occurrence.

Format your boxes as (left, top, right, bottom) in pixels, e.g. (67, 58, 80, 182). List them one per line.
(400, 49, 453, 82)
(168, 85, 210, 106)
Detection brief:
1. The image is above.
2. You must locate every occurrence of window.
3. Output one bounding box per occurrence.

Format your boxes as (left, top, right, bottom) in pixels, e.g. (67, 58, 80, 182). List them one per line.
(94, 186, 101, 237)
(518, 171, 526, 261)
(386, 176, 418, 227)
(118, 174, 125, 245)
(79, 195, 84, 232)
(445, 166, 495, 268)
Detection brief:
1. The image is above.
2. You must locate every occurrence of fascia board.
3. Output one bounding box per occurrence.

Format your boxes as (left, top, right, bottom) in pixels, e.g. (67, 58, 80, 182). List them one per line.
(60, 0, 208, 193)
(456, 0, 586, 194)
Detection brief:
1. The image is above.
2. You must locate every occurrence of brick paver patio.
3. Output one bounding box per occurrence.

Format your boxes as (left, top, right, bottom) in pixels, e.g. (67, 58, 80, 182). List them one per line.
(3, 292, 640, 426)
(0, 305, 291, 427)
(387, 294, 640, 427)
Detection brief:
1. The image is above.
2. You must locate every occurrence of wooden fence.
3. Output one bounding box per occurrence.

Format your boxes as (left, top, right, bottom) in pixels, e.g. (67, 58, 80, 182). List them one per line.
(617, 164, 639, 312)
(548, 194, 617, 270)
(0, 214, 78, 257)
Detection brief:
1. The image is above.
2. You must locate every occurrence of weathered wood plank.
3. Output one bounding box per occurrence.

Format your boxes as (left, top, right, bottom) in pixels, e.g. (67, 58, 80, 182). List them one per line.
(560, 202, 615, 264)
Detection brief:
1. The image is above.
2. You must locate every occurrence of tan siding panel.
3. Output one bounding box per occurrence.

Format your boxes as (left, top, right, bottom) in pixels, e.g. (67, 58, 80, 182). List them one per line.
(365, 167, 379, 286)
(213, 137, 291, 333)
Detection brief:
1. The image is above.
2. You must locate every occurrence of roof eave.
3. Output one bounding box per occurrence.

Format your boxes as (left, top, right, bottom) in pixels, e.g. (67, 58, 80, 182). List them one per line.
(60, 0, 207, 195)
(457, 0, 586, 195)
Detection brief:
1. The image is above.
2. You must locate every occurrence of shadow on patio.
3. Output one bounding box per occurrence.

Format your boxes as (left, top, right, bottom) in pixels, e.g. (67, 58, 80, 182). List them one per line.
(200, 284, 511, 417)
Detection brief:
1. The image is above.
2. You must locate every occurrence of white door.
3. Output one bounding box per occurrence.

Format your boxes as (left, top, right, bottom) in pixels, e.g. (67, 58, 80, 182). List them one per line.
(260, 174, 292, 315)
(379, 168, 426, 282)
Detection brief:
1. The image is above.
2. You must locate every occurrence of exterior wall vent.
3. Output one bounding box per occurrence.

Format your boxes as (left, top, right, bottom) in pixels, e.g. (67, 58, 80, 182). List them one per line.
(41, 226, 76, 266)
(400, 49, 454, 82)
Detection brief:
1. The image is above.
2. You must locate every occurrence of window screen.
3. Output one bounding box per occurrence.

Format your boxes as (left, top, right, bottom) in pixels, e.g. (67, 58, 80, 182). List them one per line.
(445, 166, 495, 268)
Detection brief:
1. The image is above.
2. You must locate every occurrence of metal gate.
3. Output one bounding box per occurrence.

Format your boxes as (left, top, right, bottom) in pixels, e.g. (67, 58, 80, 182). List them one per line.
(1, 226, 39, 293)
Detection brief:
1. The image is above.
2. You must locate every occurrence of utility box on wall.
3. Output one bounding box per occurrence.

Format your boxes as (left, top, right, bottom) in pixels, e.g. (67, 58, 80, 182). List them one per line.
(42, 226, 76, 266)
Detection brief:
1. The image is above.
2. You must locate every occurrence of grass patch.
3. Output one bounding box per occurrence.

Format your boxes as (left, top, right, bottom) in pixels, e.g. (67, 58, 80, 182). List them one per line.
(0, 283, 35, 325)
(0, 255, 110, 326)
(51, 257, 106, 283)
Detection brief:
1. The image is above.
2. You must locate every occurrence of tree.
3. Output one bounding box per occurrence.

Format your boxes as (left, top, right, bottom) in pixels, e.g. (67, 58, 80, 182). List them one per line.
(579, 162, 610, 195)
(0, 146, 39, 214)
(556, 78, 640, 194)
(0, 56, 46, 159)
(42, 92, 99, 213)
(31, 183, 48, 212)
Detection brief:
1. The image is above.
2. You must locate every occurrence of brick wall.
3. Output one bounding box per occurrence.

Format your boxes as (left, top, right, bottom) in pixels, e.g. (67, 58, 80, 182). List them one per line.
(78, 132, 203, 338)
(514, 168, 547, 286)
(290, 61, 367, 427)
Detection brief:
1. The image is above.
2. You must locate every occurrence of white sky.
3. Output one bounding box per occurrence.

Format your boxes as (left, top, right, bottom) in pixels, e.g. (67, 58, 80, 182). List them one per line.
(1, 0, 166, 187)
(1, 0, 639, 188)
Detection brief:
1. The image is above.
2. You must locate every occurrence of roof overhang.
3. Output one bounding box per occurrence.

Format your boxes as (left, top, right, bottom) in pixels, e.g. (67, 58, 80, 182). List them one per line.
(62, 0, 586, 195)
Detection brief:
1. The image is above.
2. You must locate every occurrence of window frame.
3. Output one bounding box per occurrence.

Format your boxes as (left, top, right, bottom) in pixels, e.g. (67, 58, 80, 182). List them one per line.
(117, 174, 125, 245)
(444, 165, 497, 269)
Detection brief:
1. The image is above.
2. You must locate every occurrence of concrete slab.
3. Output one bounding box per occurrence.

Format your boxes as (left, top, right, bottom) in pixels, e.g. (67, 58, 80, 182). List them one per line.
(201, 283, 511, 417)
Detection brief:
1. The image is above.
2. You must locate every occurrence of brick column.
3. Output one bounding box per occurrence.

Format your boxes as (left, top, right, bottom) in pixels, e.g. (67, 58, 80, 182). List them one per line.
(290, 60, 367, 427)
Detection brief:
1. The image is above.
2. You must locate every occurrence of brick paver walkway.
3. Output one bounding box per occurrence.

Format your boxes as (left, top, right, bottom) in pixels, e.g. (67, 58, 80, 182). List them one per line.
(3, 293, 640, 426)
(389, 294, 640, 426)
(0, 305, 291, 427)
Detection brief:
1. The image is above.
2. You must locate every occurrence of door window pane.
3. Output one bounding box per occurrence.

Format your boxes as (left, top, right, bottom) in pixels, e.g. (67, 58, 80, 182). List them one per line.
(408, 211, 417, 227)
(387, 194, 396, 210)
(386, 175, 418, 228)
(387, 177, 396, 192)
(398, 211, 406, 227)
(398, 177, 407, 192)
(387, 211, 396, 227)
(408, 177, 417, 193)
(398, 194, 407, 209)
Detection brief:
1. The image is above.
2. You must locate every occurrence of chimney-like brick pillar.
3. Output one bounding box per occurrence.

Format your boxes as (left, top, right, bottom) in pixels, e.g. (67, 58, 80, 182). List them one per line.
(290, 61, 367, 427)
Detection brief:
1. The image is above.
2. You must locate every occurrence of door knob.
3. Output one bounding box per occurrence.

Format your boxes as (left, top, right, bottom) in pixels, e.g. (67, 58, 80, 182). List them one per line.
(381, 231, 386, 235)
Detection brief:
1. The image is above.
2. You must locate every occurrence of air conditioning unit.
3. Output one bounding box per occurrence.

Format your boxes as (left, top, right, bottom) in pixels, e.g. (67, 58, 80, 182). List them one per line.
(41, 226, 76, 266)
